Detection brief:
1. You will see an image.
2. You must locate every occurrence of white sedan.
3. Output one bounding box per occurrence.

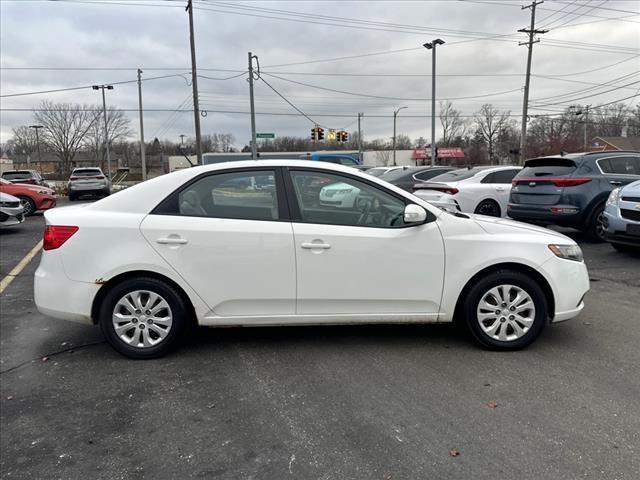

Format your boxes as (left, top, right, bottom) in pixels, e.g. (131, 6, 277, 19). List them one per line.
(413, 166, 522, 217)
(0, 192, 25, 227)
(35, 160, 589, 359)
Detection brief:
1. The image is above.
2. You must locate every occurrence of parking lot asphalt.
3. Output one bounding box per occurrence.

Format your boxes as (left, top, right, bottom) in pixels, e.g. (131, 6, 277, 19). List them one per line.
(1, 201, 639, 480)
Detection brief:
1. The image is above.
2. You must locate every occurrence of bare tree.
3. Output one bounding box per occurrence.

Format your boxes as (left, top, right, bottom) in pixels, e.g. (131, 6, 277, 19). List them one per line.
(375, 150, 392, 166)
(474, 104, 510, 164)
(34, 101, 99, 176)
(7, 126, 39, 158)
(439, 101, 467, 146)
(83, 106, 132, 169)
(395, 134, 413, 150)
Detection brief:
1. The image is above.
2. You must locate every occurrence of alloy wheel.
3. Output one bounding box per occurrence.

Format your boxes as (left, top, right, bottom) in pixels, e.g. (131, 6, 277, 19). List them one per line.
(476, 284, 535, 342)
(476, 201, 500, 217)
(112, 290, 173, 348)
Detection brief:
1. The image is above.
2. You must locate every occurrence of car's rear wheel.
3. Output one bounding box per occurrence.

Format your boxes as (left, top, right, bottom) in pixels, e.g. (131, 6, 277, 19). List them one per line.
(585, 204, 606, 242)
(68, 192, 77, 201)
(17, 196, 36, 216)
(99, 277, 189, 359)
(464, 270, 547, 350)
(474, 199, 501, 217)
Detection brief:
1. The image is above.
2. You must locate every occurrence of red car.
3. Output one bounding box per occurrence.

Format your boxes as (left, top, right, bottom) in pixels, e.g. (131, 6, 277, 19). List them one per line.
(0, 178, 56, 216)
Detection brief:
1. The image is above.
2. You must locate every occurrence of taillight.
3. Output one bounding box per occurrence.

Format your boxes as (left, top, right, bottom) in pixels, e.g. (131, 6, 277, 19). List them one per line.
(512, 177, 591, 187)
(43, 226, 79, 251)
(550, 177, 591, 187)
(69, 176, 79, 180)
(95, 176, 105, 180)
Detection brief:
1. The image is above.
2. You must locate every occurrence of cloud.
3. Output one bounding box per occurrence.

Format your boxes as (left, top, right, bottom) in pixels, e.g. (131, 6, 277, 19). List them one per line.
(1, 0, 638, 147)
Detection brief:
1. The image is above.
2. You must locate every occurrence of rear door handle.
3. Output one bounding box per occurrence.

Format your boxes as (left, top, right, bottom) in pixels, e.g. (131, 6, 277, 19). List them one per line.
(301, 242, 331, 249)
(157, 236, 188, 245)
(609, 181, 622, 186)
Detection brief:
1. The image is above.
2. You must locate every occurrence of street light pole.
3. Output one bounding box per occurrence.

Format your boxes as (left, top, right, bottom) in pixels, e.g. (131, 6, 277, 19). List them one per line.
(29, 125, 43, 172)
(92, 84, 114, 180)
(423, 39, 444, 166)
(393, 107, 407, 167)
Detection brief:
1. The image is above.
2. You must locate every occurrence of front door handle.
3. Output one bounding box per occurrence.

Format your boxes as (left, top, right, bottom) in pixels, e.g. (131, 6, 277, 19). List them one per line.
(301, 242, 331, 250)
(157, 236, 188, 245)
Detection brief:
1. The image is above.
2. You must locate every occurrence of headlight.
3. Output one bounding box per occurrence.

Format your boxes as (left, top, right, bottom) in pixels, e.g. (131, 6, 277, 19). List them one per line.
(606, 187, 621, 206)
(548, 244, 583, 262)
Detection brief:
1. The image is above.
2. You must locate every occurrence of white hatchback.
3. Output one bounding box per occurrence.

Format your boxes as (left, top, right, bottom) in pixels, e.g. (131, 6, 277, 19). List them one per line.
(414, 166, 522, 217)
(35, 160, 589, 358)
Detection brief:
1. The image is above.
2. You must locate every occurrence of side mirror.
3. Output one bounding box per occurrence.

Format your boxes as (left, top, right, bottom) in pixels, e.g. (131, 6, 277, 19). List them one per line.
(404, 204, 427, 224)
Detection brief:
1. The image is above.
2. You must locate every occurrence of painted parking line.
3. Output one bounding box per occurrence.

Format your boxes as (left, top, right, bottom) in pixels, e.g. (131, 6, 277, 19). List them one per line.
(0, 240, 43, 294)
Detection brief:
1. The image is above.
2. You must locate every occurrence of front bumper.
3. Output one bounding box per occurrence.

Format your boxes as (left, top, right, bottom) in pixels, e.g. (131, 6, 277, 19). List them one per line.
(603, 203, 640, 246)
(0, 206, 25, 226)
(539, 255, 590, 323)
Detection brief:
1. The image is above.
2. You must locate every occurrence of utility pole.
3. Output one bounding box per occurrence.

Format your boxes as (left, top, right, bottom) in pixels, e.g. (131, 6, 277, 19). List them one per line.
(357, 113, 363, 164)
(248, 52, 258, 160)
(519, 0, 547, 164)
(92, 84, 114, 180)
(137, 69, 147, 181)
(186, 0, 202, 165)
(423, 39, 445, 166)
(583, 105, 590, 151)
(393, 107, 407, 167)
(29, 125, 43, 172)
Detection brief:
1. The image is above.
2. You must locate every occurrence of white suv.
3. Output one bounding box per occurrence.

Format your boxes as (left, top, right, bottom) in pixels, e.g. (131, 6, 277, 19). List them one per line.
(68, 167, 111, 201)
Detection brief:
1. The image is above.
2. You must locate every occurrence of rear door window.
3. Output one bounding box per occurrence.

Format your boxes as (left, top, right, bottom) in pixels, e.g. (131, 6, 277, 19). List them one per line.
(492, 169, 520, 183)
(599, 156, 640, 175)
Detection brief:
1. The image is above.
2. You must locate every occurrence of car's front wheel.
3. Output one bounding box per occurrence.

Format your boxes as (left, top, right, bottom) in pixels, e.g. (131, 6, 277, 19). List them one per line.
(17, 195, 36, 216)
(463, 270, 547, 350)
(474, 199, 501, 217)
(99, 277, 190, 359)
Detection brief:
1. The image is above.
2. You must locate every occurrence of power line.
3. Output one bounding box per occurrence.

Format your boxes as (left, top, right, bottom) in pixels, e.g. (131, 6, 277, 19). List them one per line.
(261, 72, 524, 102)
(0, 73, 190, 98)
(532, 80, 640, 107)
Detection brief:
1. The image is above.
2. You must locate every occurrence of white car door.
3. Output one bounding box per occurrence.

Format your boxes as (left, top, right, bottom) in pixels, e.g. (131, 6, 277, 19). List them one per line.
(286, 169, 445, 318)
(140, 168, 296, 317)
(483, 169, 521, 215)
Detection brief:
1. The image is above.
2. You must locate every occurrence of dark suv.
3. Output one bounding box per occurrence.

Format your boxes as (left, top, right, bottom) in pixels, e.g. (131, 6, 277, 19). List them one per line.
(508, 151, 640, 240)
(1, 169, 49, 187)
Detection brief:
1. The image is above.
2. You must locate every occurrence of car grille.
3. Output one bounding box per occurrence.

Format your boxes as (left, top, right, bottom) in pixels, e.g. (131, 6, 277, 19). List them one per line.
(621, 196, 640, 202)
(620, 208, 640, 222)
(0, 201, 20, 208)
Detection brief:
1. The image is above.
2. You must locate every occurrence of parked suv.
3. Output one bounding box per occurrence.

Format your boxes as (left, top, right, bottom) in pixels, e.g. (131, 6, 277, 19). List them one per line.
(508, 151, 640, 240)
(1, 169, 49, 187)
(68, 167, 111, 200)
(602, 179, 640, 252)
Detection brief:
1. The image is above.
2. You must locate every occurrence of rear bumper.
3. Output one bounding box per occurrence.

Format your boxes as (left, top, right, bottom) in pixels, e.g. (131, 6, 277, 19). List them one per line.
(507, 203, 584, 225)
(34, 253, 99, 325)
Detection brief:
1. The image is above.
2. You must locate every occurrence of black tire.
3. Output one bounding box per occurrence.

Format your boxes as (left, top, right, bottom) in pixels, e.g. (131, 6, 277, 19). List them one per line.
(463, 269, 547, 350)
(99, 277, 190, 359)
(17, 195, 36, 216)
(611, 242, 639, 254)
(68, 192, 77, 201)
(585, 204, 606, 242)
(474, 199, 501, 217)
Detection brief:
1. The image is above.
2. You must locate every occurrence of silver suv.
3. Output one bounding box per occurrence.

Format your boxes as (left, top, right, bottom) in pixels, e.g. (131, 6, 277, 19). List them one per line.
(68, 167, 111, 201)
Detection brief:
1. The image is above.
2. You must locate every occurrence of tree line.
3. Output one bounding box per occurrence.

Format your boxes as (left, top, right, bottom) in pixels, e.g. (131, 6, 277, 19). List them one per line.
(2, 99, 638, 176)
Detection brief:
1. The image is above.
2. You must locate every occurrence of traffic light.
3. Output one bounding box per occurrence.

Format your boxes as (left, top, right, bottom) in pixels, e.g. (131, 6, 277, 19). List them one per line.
(317, 127, 325, 141)
(311, 127, 317, 141)
(340, 131, 349, 142)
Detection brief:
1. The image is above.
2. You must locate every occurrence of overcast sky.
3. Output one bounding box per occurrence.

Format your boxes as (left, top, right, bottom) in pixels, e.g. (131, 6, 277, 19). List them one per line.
(1, 0, 638, 149)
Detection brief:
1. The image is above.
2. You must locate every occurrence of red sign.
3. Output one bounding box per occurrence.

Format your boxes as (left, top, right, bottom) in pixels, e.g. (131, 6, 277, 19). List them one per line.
(411, 147, 464, 160)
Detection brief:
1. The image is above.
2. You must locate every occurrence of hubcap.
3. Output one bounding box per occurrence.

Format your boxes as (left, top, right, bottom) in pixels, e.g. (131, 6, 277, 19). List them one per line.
(476, 285, 535, 342)
(595, 211, 606, 240)
(477, 202, 499, 217)
(112, 290, 173, 349)
(20, 199, 33, 215)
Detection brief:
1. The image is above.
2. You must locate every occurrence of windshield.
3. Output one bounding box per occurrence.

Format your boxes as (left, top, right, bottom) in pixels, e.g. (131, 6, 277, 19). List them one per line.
(72, 169, 102, 177)
(518, 158, 577, 177)
(367, 168, 388, 177)
(430, 167, 492, 182)
(2, 172, 31, 180)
